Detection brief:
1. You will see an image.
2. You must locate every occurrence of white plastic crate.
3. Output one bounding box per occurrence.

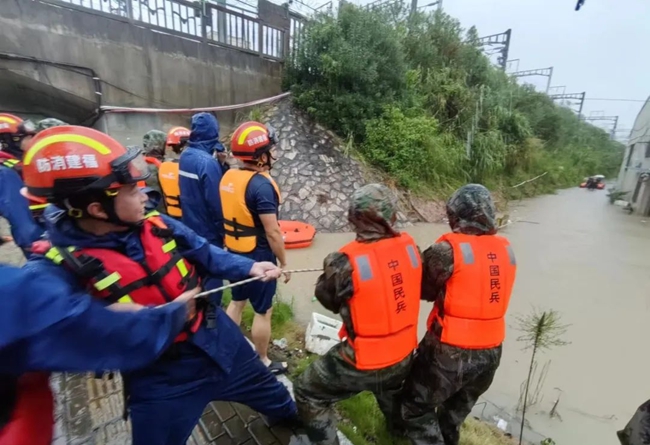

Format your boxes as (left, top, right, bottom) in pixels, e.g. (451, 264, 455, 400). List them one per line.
(305, 312, 342, 356)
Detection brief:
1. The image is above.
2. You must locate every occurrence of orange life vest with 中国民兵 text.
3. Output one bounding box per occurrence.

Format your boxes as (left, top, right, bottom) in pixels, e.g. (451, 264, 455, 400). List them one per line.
(338, 233, 422, 371)
(427, 232, 517, 349)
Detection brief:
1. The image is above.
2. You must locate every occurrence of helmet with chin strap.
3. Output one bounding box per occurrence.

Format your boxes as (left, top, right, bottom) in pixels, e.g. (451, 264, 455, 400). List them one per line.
(21, 125, 150, 225)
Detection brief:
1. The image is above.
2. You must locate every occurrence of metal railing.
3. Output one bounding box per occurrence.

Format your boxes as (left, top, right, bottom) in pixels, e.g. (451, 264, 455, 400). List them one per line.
(50, 0, 296, 60)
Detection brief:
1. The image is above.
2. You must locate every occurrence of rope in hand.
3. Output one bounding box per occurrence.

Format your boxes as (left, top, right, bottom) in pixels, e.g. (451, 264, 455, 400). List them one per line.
(193, 268, 323, 299)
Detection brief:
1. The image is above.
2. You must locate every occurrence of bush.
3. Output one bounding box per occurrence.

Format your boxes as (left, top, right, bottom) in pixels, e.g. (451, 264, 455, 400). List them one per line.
(284, 2, 624, 197)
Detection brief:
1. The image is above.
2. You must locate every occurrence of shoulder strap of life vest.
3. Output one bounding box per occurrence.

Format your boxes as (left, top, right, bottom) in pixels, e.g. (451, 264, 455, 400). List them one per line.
(144, 156, 162, 168)
(259, 171, 283, 204)
(1, 158, 19, 169)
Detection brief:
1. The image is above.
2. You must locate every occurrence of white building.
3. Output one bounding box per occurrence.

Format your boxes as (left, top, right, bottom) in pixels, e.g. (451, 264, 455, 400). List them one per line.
(616, 96, 650, 216)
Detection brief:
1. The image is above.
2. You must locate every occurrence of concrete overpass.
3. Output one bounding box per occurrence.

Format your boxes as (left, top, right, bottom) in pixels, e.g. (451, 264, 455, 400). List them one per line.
(0, 0, 304, 140)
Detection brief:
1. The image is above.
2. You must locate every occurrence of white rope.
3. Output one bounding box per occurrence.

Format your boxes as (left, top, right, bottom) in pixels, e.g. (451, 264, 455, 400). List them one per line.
(193, 267, 322, 299)
(101, 92, 291, 114)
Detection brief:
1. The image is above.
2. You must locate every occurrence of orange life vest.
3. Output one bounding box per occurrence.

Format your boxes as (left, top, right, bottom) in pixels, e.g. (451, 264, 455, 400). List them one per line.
(158, 160, 182, 218)
(38, 212, 200, 342)
(219, 169, 282, 254)
(338, 233, 422, 370)
(427, 233, 516, 349)
(144, 156, 162, 168)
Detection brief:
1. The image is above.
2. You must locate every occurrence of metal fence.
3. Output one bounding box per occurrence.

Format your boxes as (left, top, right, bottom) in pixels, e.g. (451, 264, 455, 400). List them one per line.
(49, 0, 303, 60)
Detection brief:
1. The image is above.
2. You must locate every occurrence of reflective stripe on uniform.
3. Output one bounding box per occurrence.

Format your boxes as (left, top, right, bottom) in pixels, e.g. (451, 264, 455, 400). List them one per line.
(45, 247, 75, 265)
(117, 295, 134, 303)
(175, 259, 188, 277)
(459, 242, 475, 264)
(162, 240, 177, 253)
(178, 170, 199, 180)
(354, 255, 373, 282)
(94, 272, 121, 291)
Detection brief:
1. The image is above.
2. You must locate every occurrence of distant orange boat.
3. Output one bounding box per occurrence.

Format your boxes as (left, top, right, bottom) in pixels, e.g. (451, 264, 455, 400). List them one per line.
(279, 220, 316, 249)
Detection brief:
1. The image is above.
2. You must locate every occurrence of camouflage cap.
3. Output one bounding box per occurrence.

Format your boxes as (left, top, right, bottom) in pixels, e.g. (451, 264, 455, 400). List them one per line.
(142, 130, 167, 159)
(35, 118, 67, 133)
(446, 183, 497, 235)
(348, 183, 399, 240)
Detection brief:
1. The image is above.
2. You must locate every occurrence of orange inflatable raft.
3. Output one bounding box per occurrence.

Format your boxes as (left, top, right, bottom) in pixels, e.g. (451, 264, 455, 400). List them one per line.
(279, 220, 316, 249)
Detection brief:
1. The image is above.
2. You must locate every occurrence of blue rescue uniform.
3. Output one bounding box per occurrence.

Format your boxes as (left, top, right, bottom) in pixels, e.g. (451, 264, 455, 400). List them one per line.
(0, 162, 44, 258)
(25, 206, 297, 445)
(179, 113, 228, 297)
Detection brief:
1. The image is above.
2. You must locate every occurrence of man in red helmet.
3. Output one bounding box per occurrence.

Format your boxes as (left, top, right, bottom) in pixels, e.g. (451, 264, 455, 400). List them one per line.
(0, 113, 43, 256)
(21, 125, 298, 445)
(220, 121, 290, 374)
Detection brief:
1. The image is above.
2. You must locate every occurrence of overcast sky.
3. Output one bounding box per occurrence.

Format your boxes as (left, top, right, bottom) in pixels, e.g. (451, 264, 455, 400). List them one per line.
(417, 0, 650, 141)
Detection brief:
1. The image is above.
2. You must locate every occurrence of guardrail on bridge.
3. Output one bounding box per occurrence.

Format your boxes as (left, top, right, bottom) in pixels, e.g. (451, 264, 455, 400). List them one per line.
(42, 0, 307, 61)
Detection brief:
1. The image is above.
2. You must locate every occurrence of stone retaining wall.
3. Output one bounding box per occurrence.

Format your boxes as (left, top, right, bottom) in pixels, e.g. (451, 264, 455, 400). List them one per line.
(257, 99, 417, 232)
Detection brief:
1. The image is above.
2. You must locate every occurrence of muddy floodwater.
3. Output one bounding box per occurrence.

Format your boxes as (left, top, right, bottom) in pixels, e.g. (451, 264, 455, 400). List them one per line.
(280, 187, 650, 444)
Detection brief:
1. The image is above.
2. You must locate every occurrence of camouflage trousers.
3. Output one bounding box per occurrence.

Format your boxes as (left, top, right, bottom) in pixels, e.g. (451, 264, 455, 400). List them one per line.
(293, 342, 413, 445)
(617, 399, 650, 445)
(395, 331, 501, 445)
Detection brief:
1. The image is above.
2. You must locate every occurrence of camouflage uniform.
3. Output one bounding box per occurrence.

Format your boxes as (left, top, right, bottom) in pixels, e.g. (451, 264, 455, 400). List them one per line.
(293, 184, 419, 445)
(35, 118, 67, 133)
(141, 130, 167, 212)
(618, 399, 650, 445)
(395, 184, 506, 445)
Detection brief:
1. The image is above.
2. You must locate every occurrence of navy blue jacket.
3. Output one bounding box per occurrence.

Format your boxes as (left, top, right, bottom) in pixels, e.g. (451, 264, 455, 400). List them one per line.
(0, 165, 44, 256)
(0, 264, 187, 375)
(179, 113, 227, 247)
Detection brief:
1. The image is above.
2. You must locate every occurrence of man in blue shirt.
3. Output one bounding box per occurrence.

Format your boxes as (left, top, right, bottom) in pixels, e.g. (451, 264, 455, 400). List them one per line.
(220, 121, 290, 374)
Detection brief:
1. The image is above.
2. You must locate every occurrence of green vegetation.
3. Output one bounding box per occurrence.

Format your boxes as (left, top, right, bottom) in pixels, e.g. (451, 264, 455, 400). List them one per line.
(284, 3, 624, 198)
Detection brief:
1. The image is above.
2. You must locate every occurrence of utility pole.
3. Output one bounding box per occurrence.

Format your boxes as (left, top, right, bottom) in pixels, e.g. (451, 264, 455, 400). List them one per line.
(583, 116, 619, 140)
(510, 67, 553, 93)
(548, 86, 566, 95)
(478, 29, 512, 70)
(548, 92, 586, 116)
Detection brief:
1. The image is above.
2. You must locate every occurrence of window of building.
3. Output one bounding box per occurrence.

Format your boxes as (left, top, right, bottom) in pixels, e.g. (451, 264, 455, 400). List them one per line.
(645, 143, 650, 158)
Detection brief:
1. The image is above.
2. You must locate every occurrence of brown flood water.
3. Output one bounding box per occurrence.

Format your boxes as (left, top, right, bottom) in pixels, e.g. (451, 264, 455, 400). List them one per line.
(280, 187, 650, 444)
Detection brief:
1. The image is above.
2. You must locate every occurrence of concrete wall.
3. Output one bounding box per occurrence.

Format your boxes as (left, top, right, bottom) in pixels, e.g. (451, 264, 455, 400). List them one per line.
(0, 0, 284, 122)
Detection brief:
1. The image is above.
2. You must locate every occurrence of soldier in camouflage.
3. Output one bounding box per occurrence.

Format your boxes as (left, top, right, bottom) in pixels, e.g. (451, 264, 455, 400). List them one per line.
(293, 183, 422, 445)
(35, 118, 67, 133)
(394, 184, 513, 445)
(618, 399, 650, 445)
(141, 130, 167, 212)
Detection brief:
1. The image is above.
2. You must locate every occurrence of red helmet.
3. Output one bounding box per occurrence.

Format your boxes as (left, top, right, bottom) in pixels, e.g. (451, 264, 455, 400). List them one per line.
(0, 113, 23, 134)
(21, 125, 149, 202)
(230, 121, 278, 161)
(166, 126, 190, 146)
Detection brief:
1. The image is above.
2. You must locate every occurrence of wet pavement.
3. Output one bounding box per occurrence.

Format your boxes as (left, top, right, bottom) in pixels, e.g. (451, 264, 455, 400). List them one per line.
(281, 187, 650, 445)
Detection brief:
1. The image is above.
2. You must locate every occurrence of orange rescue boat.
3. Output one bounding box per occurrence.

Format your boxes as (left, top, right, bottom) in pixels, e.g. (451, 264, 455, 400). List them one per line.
(279, 220, 316, 249)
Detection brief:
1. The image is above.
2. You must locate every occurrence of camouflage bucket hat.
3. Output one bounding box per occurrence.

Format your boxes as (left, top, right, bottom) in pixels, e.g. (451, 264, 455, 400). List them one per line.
(35, 118, 67, 133)
(142, 130, 167, 156)
(349, 183, 398, 225)
(446, 183, 497, 234)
